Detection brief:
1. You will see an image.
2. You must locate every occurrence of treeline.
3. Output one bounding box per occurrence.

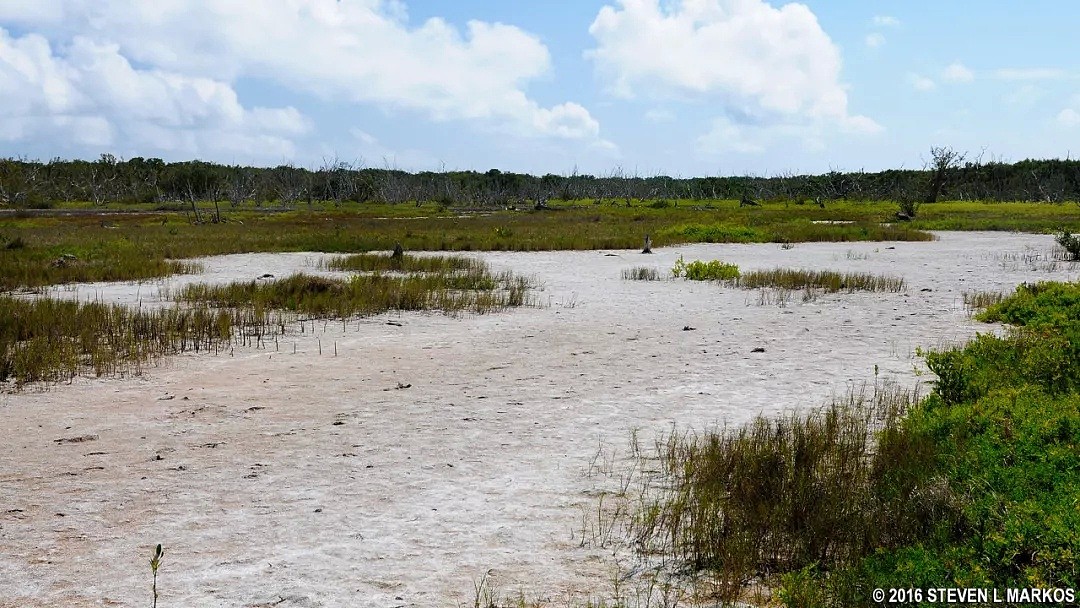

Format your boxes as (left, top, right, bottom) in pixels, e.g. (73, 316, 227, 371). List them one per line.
(3, 150, 1080, 209)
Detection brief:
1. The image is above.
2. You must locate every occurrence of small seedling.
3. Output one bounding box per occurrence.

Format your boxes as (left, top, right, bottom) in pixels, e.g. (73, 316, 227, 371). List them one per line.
(150, 543, 164, 608)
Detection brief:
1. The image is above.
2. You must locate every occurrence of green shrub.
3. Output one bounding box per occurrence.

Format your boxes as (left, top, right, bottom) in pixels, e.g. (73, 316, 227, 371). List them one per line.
(671, 255, 740, 280)
(1056, 230, 1080, 261)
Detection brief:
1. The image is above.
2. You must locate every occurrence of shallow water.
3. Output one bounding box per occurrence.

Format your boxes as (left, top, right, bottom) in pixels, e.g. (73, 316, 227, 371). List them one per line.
(1, 232, 1077, 607)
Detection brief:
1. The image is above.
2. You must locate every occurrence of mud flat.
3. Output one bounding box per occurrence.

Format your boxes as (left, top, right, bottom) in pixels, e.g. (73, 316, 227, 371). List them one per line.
(1, 232, 1076, 607)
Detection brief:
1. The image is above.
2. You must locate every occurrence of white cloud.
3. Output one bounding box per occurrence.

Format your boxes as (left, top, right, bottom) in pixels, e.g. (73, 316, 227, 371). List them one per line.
(942, 62, 974, 83)
(1, 0, 604, 146)
(1058, 108, 1080, 128)
(1004, 84, 1043, 108)
(865, 33, 885, 48)
(994, 68, 1066, 81)
(695, 117, 828, 156)
(909, 74, 936, 92)
(0, 28, 311, 159)
(872, 15, 900, 27)
(644, 108, 676, 123)
(586, 0, 880, 149)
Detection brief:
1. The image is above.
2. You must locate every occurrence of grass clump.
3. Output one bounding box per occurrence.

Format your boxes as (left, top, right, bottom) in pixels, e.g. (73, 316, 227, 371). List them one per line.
(622, 266, 662, 281)
(176, 267, 532, 318)
(962, 290, 1006, 313)
(632, 383, 939, 605)
(321, 252, 484, 273)
(735, 268, 905, 293)
(670, 256, 740, 280)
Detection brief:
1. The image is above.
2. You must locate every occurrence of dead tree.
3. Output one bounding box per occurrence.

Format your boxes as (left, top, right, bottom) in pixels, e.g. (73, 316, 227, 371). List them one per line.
(924, 146, 964, 204)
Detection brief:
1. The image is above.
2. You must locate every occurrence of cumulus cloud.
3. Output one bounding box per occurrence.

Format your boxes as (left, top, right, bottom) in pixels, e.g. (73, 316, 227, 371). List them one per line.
(1058, 108, 1080, 128)
(909, 74, 936, 92)
(695, 117, 830, 155)
(586, 0, 881, 151)
(942, 62, 974, 83)
(1, 0, 604, 150)
(0, 28, 310, 159)
(872, 15, 900, 27)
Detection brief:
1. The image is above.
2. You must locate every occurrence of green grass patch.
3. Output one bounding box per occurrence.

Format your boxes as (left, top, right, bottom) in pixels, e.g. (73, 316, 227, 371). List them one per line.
(670, 256, 741, 281)
(0, 201, 940, 289)
(736, 268, 906, 293)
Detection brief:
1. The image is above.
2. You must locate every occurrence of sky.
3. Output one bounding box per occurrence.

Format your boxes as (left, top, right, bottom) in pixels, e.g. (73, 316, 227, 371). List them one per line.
(2, 0, 1080, 177)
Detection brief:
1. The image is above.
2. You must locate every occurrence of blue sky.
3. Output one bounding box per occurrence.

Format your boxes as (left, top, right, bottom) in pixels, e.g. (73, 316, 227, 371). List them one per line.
(2, 1, 1079, 176)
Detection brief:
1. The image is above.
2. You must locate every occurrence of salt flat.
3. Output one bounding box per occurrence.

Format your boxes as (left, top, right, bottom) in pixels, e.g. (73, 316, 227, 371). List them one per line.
(1, 232, 1075, 607)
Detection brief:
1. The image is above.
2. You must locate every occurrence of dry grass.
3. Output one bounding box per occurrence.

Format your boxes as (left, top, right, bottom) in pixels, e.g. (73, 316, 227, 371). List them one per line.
(622, 266, 663, 281)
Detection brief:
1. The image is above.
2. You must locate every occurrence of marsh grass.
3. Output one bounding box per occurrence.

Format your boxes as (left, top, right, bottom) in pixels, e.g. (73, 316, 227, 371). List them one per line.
(175, 268, 532, 317)
(321, 252, 484, 273)
(1, 203, 936, 290)
(734, 268, 905, 293)
(0, 296, 240, 388)
(962, 290, 1006, 313)
(629, 382, 945, 605)
(622, 266, 663, 281)
(2, 257, 531, 389)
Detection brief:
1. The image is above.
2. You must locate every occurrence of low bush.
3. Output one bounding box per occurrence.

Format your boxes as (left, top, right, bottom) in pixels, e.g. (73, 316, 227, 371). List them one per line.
(1056, 230, 1080, 261)
(671, 255, 740, 281)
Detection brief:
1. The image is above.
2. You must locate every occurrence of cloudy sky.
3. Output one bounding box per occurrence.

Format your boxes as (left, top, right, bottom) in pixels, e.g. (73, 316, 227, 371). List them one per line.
(2, 0, 1079, 176)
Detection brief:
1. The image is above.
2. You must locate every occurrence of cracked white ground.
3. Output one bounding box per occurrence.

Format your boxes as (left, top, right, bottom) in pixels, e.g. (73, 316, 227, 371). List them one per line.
(1, 232, 1075, 607)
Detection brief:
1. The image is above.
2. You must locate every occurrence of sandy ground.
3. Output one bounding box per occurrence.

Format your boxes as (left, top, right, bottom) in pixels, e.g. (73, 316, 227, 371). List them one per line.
(1, 232, 1077, 607)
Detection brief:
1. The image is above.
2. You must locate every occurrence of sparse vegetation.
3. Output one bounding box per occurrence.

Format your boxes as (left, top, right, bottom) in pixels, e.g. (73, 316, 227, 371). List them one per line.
(0, 296, 241, 388)
(150, 544, 164, 608)
(622, 266, 662, 281)
(631, 383, 934, 605)
(1, 257, 531, 390)
(962, 290, 1006, 313)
